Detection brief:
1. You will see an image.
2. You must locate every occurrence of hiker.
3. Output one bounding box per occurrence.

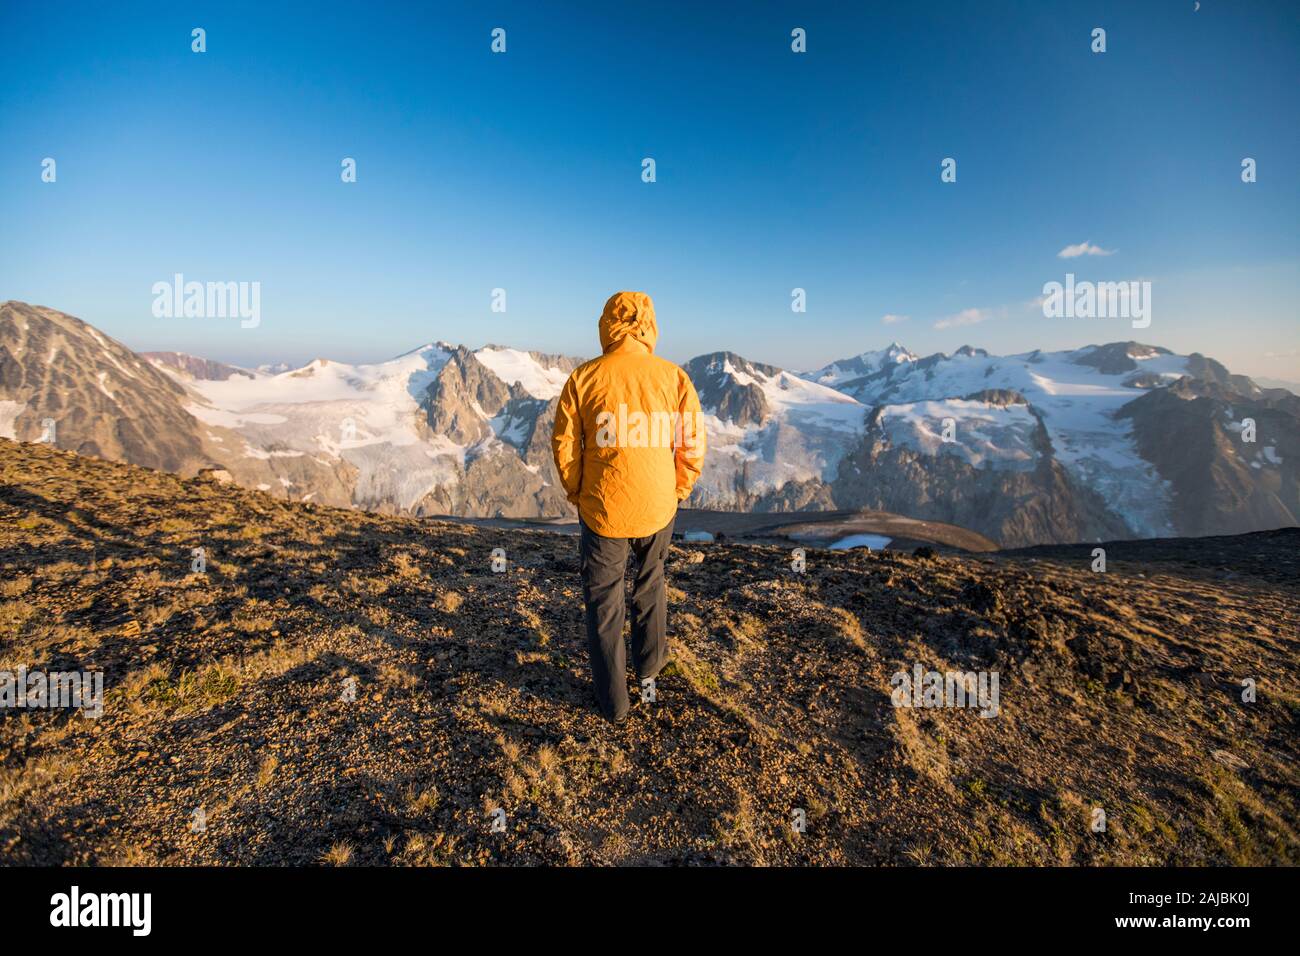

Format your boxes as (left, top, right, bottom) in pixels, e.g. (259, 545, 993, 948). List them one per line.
(552, 291, 706, 722)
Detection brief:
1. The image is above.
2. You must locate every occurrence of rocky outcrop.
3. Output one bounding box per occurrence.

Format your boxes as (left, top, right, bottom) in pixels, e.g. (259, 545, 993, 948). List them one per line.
(141, 351, 246, 381)
(1118, 378, 1298, 537)
(961, 388, 1028, 407)
(425, 348, 513, 445)
(831, 411, 1133, 547)
(684, 352, 773, 427)
(1072, 341, 1171, 375)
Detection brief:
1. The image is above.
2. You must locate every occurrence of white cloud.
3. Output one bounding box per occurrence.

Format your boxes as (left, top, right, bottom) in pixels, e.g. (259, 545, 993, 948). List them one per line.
(881, 313, 909, 325)
(934, 307, 989, 330)
(1058, 241, 1115, 259)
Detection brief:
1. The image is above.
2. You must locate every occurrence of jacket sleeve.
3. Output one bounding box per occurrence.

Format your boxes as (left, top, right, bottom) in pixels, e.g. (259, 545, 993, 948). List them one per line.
(674, 371, 706, 501)
(551, 373, 583, 506)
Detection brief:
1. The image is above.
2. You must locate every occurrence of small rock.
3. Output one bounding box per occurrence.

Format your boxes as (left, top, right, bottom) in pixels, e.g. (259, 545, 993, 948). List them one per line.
(1211, 749, 1248, 771)
(197, 468, 234, 485)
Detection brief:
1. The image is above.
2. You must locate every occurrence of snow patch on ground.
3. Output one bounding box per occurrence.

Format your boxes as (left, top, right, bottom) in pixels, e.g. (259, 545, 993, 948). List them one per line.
(0, 400, 27, 439)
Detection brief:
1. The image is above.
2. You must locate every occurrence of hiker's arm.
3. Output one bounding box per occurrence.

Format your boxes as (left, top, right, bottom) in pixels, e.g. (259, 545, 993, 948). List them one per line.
(551, 374, 583, 506)
(674, 373, 706, 502)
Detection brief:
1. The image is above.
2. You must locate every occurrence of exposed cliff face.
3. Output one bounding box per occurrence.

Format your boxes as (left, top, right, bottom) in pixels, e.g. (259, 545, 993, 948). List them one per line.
(680, 350, 867, 514)
(685, 352, 775, 428)
(1070, 341, 1171, 375)
(416, 348, 579, 518)
(1118, 377, 1298, 537)
(801, 341, 1225, 545)
(832, 405, 1133, 547)
(454, 444, 565, 518)
(425, 348, 513, 445)
(1180, 353, 1274, 398)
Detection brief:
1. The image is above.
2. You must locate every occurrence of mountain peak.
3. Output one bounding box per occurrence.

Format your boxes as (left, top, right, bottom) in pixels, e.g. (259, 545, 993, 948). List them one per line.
(1071, 341, 1171, 374)
(394, 341, 456, 360)
(799, 342, 917, 389)
(687, 351, 783, 379)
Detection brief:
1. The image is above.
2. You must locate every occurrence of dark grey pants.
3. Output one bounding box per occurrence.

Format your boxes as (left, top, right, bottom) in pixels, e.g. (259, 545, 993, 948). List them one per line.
(578, 516, 676, 721)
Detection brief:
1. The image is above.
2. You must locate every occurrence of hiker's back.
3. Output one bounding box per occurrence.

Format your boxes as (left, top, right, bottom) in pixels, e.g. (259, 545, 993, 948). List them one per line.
(564, 350, 689, 538)
(578, 349, 683, 429)
(551, 291, 706, 540)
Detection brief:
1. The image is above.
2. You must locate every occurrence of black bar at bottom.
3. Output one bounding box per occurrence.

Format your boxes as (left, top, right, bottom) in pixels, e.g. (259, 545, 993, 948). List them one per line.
(0, 865, 1284, 942)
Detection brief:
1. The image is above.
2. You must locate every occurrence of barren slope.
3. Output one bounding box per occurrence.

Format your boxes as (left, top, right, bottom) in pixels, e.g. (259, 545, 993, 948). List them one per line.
(1, 439, 1296, 866)
(0, 301, 211, 472)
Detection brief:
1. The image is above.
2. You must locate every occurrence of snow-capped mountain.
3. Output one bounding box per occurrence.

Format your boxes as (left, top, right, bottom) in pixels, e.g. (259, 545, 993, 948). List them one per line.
(828, 342, 1200, 538)
(3, 300, 1295, 546)
(801, 342, 918, 390)
(819, 341, 1297, 544)
(683, 352, 866, 510)
(166, 339, 583, 516)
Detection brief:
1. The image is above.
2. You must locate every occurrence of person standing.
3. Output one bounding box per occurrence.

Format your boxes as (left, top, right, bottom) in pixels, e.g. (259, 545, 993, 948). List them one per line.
(551, 291, 706, 722)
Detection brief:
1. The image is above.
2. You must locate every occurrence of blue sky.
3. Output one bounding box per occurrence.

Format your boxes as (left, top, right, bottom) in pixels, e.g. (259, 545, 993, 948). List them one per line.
(1, 0, 1297, 379)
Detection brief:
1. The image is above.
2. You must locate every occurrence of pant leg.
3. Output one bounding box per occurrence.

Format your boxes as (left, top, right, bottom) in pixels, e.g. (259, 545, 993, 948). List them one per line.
(579, 519, 631, 719)
(629, 516, 676, 683)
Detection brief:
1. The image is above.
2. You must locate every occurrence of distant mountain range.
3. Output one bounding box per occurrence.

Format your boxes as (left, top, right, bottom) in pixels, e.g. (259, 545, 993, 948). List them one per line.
(2, 299, 1296, 547)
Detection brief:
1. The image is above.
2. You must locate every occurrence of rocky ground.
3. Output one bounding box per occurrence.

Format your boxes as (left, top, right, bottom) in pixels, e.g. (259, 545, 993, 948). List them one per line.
(1, 438, 1297, 866)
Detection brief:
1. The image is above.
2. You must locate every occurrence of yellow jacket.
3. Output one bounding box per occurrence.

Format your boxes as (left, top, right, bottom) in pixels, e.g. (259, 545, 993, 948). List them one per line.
(552, 292, 706, 538)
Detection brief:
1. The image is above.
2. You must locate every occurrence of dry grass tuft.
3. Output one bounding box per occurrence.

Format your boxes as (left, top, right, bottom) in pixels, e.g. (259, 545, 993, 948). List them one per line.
(320, 841, 355, 866)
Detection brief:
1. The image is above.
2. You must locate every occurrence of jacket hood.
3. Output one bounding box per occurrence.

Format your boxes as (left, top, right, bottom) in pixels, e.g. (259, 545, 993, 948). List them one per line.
(598, 291, 658, 354)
